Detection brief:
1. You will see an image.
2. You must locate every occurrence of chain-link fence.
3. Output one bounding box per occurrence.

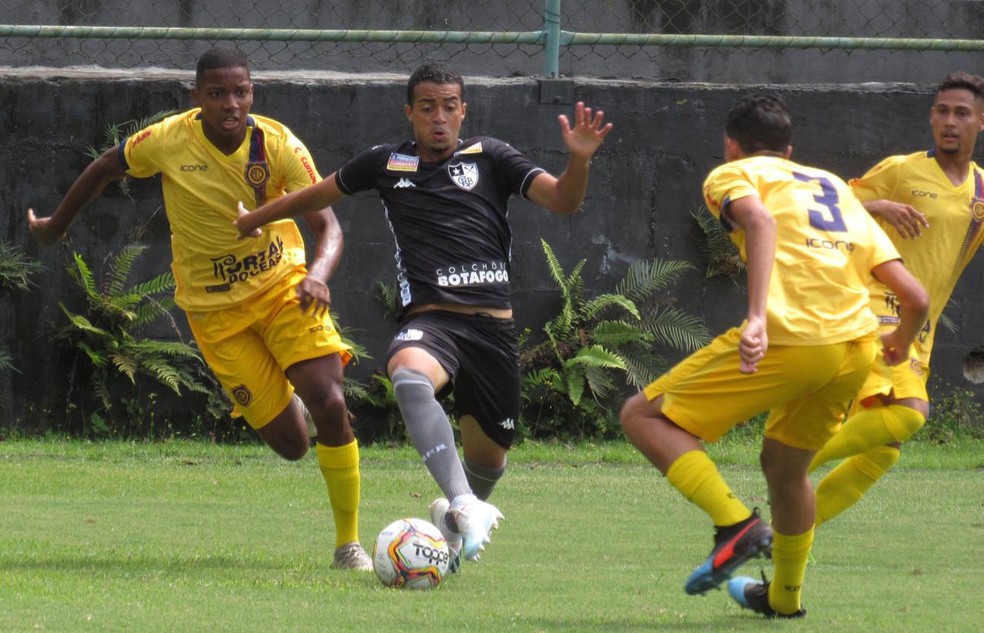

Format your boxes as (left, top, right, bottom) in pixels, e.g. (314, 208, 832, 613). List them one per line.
(2, 1, 984, 82)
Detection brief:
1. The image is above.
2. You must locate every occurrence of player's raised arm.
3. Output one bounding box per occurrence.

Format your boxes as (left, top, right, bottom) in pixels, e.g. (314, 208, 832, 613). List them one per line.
(526, 101, 613, 215)
(27, 148, 126, 245)
(235, 172, 346, 237)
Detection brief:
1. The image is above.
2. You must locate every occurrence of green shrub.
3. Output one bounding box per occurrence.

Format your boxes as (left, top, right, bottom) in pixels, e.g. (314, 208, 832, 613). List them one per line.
(53, 245, 222, 437)
(519, 239, 710, 441)
(0, 242, 43, 373)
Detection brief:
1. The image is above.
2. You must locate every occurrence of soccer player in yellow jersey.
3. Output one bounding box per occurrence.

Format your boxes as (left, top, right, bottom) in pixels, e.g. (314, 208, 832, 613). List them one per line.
(26, 47, 373, 571)
(810, 71, 984, 526)
(620, 94, 928, 618)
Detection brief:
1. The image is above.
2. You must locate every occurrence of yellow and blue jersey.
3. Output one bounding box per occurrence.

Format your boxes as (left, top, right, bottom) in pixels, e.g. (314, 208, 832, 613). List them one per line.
(120, 109, 320, 311)
(851, 150, 984, 365)
(703, 155, 900, 346)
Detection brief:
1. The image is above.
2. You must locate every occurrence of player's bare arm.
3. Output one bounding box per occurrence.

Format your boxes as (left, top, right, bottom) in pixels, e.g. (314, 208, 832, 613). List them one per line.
(527, 102, 613, 215)
(863, 198, 929, 239)
(295, 206, 344, 317)
(725, 195, 776, 374)
(235, 172, 346, 237)
(27, 148, 126, 245)
(871, 258, 930, 366)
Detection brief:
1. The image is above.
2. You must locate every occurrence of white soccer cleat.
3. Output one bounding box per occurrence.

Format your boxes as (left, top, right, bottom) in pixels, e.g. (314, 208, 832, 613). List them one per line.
(429, 497, 462, 573)
(330, 541, 373, 571)
(449, 497, 503, 562)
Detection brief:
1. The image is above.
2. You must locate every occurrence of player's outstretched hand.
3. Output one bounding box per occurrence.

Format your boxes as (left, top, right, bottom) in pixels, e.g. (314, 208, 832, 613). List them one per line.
(558, 102, 613, 161)
(234, 201, 263, 239)
(738, 316, 768, 374)
(26, 208, 65, 245)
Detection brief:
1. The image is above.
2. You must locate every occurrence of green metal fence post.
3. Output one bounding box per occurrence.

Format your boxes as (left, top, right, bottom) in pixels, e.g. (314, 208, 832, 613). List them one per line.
(543, 0, 561, 77)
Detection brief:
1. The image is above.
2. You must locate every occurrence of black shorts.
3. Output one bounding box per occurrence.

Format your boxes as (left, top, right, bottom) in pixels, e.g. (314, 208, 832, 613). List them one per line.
(386, 310, 521, 449)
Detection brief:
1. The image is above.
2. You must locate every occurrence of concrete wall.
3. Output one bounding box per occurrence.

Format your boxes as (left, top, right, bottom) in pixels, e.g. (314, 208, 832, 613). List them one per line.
(2, 67, 983, 428)
(2, 0, 983, 83)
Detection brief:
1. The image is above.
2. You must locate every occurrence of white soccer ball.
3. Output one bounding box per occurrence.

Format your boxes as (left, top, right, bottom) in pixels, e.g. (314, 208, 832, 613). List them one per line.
(372, 517, 450, 589)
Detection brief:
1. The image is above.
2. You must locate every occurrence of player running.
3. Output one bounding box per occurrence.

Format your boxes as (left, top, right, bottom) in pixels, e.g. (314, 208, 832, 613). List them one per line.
(811, 71, 984, 525)
(234, 63, 612, 569)
(619, 93, 928, 618)
(27, 47, 373, 571)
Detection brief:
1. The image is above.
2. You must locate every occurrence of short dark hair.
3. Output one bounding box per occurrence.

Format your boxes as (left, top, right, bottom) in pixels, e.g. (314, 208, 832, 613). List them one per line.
(725, 93, 792, 154)
(196, 47, 250, 86)
(936, 70, 984, 102)
(406, 63, 464, 105)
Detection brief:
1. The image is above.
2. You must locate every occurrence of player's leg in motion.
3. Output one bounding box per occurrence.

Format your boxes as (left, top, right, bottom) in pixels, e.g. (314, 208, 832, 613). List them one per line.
(811, 400, 925, 526)
(729, 437, 811, 618)
(620, 393, 771, 595)
(288, 355, 372, 571)
(391, 365, 502, 564)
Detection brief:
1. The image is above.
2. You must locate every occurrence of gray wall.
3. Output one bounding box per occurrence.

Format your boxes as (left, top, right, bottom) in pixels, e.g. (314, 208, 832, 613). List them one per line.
(2, 0, 984, 84)
(2, 67, 983, 427)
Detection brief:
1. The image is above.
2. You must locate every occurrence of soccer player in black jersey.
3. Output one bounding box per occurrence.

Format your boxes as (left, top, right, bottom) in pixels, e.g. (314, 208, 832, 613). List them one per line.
(235, 63, 612, 569)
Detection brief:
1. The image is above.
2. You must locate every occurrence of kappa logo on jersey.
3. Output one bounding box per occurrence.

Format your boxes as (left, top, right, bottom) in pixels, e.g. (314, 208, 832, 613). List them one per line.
(394, 178, 416, 189)
(499, 417, 515, 431)
(448, 162, 479, 191)
(395, 328, 425, 342)
(455, 141, 484, 155)
(387, 153, 420, 172)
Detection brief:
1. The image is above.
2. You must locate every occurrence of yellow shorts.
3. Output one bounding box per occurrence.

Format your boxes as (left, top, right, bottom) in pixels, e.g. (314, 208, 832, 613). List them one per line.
(643, 327, 877, 451)
(854, 345, 929, 404)
(186, 269, 352, 429)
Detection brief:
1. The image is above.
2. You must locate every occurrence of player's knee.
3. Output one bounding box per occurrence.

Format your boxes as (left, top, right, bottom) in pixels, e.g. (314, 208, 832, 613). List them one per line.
(270, 435, 310, 461)
(619, 393, 652, 437)
(886, 405, 925, 443)
(391, 368, 436, 409)
(306, 389, 348, 429)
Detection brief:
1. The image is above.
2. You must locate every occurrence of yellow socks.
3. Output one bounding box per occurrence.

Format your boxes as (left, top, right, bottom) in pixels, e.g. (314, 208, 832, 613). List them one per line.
(810, 405, 924, 472)
(666, 450, 751, 527)
(317, 440, 362, 548)
(769, 528, 813, 615)
(814, 445, 900, 527)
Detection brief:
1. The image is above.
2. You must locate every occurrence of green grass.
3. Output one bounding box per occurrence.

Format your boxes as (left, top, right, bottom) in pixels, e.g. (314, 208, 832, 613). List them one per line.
(1, 438, 982, 632)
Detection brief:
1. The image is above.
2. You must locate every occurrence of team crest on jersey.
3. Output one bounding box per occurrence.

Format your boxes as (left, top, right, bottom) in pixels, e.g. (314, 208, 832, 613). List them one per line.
(972, 198, 984, 222)
(455, 141, 483, 155)
(245, 161, 270, 188)
(448, 162, 479, 191)
(231, 384, 253, 407)
(387, 153, 420, 172)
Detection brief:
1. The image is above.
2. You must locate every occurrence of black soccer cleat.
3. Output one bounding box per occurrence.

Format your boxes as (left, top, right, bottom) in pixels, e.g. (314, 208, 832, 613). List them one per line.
(684, 509, 773, 595)
(728, 576, 806, 619)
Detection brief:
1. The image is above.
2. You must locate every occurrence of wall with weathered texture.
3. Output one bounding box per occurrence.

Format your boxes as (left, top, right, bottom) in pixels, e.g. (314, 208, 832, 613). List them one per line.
(1, 68, 982, 428)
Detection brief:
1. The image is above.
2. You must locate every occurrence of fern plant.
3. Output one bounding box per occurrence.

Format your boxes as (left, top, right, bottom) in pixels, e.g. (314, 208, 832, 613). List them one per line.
(692, 206, 745, 280)
(54, 245, 215, 435)
(85, 110, 176, 197)
(0, 242, 43, 373)
(520, 239, 710, 440)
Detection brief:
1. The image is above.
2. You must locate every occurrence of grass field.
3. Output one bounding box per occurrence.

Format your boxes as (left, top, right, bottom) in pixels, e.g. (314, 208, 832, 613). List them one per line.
(1, 438, 982, 632)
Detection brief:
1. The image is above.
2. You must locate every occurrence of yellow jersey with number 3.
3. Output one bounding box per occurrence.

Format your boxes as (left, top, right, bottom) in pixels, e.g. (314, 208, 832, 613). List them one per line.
(703, 155, 901, 345)
(120, 109, 321, 311)
(850, 150, 984, 365)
